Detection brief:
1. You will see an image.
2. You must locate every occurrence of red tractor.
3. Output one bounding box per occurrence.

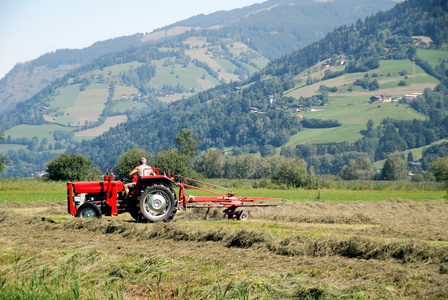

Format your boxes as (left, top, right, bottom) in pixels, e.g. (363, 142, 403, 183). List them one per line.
(67, 167, 279, 222)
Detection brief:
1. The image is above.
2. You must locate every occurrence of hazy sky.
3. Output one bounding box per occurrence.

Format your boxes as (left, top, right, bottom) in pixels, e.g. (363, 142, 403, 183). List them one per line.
(0, 0, 262, 79)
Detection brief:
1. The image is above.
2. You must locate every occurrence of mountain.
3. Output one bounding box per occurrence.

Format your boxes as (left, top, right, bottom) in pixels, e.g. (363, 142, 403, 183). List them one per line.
(0, 0, 396, 114)
(4, 0, 445, 178)
(0, 34, 154, 113)
(69, 0, 448, 173)
(163, 0, 398, 60)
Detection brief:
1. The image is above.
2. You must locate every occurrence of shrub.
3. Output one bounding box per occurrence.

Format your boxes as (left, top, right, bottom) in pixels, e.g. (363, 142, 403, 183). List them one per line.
(47, 153, 101, 181)
(271, 158, 308, 187)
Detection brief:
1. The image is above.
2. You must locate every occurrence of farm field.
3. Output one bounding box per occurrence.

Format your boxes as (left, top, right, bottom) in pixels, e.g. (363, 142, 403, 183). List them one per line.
(286, 101, 426, 145)
(283, 56, 439, 146)
(0, 180, 447, 299)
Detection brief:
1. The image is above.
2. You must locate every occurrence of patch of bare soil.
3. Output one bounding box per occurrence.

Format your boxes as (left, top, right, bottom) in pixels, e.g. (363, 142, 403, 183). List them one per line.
(1, 199, 447, 299)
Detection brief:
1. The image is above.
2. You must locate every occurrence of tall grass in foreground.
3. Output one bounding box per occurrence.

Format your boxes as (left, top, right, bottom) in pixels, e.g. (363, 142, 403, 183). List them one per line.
(0, 256, 125, 300)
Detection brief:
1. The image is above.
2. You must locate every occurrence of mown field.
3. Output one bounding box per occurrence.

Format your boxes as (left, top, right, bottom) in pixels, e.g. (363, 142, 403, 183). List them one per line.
(0, 179, 447, 299)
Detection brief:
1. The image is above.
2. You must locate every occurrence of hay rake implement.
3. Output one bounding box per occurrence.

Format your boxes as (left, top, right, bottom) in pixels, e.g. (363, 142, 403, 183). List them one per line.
(67, 168, 280, 222)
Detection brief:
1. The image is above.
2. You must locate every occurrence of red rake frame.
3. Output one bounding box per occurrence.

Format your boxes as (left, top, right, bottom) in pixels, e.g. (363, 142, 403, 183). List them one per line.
(175, 176, 280, 219)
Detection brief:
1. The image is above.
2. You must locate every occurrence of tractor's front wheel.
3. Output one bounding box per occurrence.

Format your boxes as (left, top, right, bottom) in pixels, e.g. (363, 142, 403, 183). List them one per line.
(76, 203, 102, 219)
(139, 184, 177, 222)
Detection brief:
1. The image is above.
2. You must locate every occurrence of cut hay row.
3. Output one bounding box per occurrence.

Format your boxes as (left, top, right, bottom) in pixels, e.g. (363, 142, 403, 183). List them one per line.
(0, 208, 446, 265)
(1, 197, 448, 299)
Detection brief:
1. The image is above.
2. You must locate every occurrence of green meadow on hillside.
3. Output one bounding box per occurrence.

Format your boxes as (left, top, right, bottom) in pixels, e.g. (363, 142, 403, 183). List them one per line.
(417, 48, 448, 68)
(283, 55, 442, 146)
(372, 137, 448, 168)
(5, 124, 75, 143)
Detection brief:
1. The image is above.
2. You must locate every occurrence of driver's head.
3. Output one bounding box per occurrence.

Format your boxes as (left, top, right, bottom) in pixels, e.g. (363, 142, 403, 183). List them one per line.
(139, 157, 146, 165)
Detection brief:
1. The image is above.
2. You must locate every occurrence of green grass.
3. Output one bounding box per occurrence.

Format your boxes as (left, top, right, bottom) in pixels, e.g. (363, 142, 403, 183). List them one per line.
(286, 125, 361, 144)
(343, 60, 426, 80)
(52, 116, 80, 127)
(215, 59, 237, 72)
(379, 75, 439, 89)
(288, 101, 425, 145)
(0, 179, 66, 203)
(417, 48, 448, 68)
(0, 178, 444, 204)
(47, 84, 81, 113)
(0, 144, 27, 152)
(102, 62, 144, 74)
(0, 190, 65, 203)
(85, 83, 109, 90)
(112, 101, 147, 113)
(4, 124, 75, 143)
(149, 64, 220, 89)
(250, 57, 270, 69)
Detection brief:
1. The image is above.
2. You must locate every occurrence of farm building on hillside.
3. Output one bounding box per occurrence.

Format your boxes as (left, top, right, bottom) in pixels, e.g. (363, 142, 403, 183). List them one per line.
(381, 94, 392, 102)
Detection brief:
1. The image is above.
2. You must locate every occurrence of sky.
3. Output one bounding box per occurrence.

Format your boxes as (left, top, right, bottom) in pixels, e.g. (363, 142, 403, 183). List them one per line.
(0, 0, 262, 79)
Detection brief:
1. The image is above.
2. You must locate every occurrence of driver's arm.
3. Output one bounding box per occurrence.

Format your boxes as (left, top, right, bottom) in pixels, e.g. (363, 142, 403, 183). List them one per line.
(128, 166, 141, 179)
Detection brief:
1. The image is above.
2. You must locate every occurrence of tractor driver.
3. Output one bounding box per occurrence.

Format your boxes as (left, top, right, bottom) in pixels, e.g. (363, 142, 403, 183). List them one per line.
(128, 157, 155, 178)
(124, 157, 155, 195)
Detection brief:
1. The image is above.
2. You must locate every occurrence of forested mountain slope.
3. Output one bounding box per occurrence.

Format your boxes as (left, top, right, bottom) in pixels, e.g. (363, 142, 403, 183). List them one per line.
(159, 0, 397, 60)
(0, 0, 396, 114)
(71, 0, 448, 173)
(3, 0, 448, 178)
(0, 34, 151, 113)
(0, 32, 271, 177)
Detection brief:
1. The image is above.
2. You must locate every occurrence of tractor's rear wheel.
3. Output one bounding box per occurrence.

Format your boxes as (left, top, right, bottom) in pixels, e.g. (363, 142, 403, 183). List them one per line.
(237, 210, 250, 221)
(138, 184, 177, 222)
(76, 203, 102, 219)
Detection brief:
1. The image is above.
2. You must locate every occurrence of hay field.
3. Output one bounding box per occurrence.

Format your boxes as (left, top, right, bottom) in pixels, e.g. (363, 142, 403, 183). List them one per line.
(74, 115, 128, 137)
(0, 194, 447, 299)
(65, 88, 109, 124)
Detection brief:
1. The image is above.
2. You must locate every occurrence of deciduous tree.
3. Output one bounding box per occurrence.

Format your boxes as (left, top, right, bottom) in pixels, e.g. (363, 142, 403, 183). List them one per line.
(115, 148, 152, 178)
(339, 156, 375, 180)
(47, 153, 101, 181)
(271, 158, 308, 187)
(0, 132, 10, 173)
(175, 129, 199, 159)
(381, 152, 408, 181)
(430, 156, 448, 190)
(155, 129, 201, 179)
(193, 149, 225, 178)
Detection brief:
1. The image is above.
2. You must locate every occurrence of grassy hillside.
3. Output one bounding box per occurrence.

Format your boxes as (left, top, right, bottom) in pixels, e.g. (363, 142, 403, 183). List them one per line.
(0, 34, 150, 113)
(2, 0, 447, 177)
(2, 48, 445, 177)
(1, 36, 267, 146)
(0, 0, 395, 116)
(283, 57, 438, 145)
